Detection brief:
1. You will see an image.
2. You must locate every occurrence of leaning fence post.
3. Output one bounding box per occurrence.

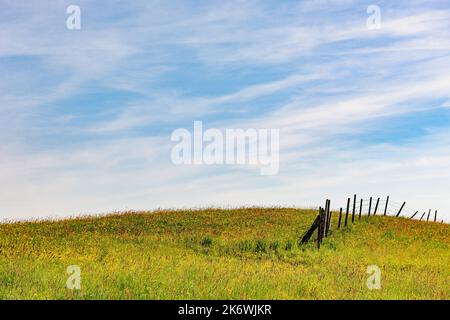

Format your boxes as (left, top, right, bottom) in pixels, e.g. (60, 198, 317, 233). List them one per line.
(384, 196, 389, 216)
(426, 209, 431, 222)
(352, 194, 356, 223)
(338, 208, 342, 229)
(410, 211, 418, 219)
(374, 198, 380, 215)
(344, 198, 350, 227)
(434, 210, 437, 222)
(359, 199, 363, 219)
(368, 197, 372, 217)
(300, 214, 321, 244)
(419, 212, 426, 221)
(396, 202, 406, 217)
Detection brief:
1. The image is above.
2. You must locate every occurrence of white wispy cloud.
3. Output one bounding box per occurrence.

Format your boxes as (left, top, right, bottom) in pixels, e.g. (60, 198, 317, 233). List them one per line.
(1, 0, 450, 221)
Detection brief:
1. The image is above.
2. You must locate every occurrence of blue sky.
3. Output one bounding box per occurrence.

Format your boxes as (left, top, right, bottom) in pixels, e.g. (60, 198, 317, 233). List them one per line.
(1, 0, 450, 221)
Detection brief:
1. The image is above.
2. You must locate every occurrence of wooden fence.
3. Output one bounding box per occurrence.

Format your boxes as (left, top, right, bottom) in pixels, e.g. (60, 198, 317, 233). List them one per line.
(300, 195, 443, 248)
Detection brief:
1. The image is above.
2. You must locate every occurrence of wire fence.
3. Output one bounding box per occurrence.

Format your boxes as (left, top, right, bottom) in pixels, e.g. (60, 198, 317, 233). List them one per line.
(301, 195, 444, 249)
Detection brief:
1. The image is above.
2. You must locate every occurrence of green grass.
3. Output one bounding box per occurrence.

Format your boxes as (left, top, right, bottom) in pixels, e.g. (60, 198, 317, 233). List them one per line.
(0, 208, 449, 299)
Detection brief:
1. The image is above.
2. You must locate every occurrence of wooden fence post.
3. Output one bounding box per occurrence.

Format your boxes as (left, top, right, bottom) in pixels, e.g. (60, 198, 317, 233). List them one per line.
(419, 212, 426, 221)
(327, 200, 331, 236)
(325, 199, 330, 236)
(344, 198, 350, 227)
(384, 196, 389, 216)
(352, 194, 356, 223)
(426, 209, 431, 222)
(317, 207, 323, 249)
(326, 208, 332, 237)
(374, 198, 380, 215)
(368, 197, 372, 217)
(300, 214, 321, 244)
(434, 210, 437, 222)
(322, 206, 327, 242)
(328, 211, 332, 234)
(321, 206, 326, 241)
(410, 211, 418, 219)
(338, 208, 342, 229)
(396, 202, 406, 217)
(359, 199, 363, 219)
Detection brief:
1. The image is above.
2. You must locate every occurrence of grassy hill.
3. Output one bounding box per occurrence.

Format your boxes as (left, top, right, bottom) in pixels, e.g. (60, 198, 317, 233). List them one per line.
(0, 208, 448, 299)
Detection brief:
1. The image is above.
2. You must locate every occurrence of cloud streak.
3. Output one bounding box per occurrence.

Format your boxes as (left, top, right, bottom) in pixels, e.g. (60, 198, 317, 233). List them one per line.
(1, 0, 450, 221)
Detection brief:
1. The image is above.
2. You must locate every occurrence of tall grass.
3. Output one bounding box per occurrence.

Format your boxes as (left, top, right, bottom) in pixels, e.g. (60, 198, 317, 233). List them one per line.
(0, 208, 448, 299)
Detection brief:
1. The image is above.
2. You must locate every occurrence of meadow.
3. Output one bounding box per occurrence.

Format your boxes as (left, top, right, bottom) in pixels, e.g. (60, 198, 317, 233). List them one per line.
(0, 208, 449, 299)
